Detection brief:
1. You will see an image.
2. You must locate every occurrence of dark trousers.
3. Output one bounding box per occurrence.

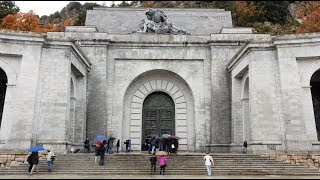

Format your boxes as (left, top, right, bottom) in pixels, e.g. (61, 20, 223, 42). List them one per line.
(28, 163, 33, 172)
(150, 164, 156, 174)
(160, 165, 165, 175)
(99, 153, 105, 165)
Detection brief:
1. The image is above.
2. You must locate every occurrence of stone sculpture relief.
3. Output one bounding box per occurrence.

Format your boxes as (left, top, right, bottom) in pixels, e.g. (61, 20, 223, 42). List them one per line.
(133, 8, 189, 35)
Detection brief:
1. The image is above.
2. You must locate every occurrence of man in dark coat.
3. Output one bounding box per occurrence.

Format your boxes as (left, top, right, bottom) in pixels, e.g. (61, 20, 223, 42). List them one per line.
(30, 152, 39, 174)
(116, 139, 120, 153)
(242, 140, 248, 153)
(27, 152, 35, 173)
(98, 144, 106, 166)
(149, 154, 157, 175)
(173, 138, 179, 153)
(84, 139, 90, 153)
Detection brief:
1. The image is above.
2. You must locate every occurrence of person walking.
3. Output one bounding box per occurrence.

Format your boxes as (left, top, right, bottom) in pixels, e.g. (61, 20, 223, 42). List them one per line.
(27, 152, 35, 173)
(108, 138, 114, 154)
(149, 154, 157, 175)
(98, 142, 106, 166)
(89, 139, 93, 153)
(159, 138, 163, 151)
(84, 138, 90, 153)
(242, 140, 248, 153)
(46, 149, 55, 172)
(203, 152, 214, 176)
(94, 141, 102, 164)
(30, 152, 39, 175)
(159, 155, 167, 175)
(124, 139, 132, 152)
(116, 139, 120, 153)
(151, 138, 156, 155)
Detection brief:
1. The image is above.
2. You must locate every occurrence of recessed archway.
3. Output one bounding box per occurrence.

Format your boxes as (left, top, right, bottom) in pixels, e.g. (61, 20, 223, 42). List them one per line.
(242, 77, 250, 142)
(122, 69, 195, 151)
(311, 70, 320, 140)
(0, 68, 7, 128)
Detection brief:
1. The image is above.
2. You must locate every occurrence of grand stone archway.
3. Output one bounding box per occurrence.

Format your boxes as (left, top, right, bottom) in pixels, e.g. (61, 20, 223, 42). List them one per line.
(142, 91, 175, 149)
(122, 69, 195, 151)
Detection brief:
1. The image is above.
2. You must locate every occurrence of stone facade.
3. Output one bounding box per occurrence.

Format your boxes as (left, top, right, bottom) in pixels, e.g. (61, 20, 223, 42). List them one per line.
(0, 8, 320, 154)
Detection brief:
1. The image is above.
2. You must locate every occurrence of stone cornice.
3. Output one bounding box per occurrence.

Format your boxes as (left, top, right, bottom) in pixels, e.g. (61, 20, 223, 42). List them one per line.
(43, 37, 92, 71)
(0, 29, 45, 45)
(274, 33, 320, 46)
(92, 7, 227, 12)
(227, 40, 274, 72)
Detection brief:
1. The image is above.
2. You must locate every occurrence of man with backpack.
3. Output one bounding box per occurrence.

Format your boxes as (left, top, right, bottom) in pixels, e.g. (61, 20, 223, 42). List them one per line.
(46, 149, 55, 172)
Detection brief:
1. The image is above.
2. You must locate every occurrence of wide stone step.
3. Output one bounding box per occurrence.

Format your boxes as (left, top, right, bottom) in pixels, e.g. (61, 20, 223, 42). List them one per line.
(1, 171, 320, 176)
(1, 153, 319, 176)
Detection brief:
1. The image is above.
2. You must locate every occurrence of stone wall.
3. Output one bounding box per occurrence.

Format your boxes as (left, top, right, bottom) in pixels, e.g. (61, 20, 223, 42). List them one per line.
(262, 154, 320, 169)
(86, 8, 232, 35)
(0, 153, 46, 167)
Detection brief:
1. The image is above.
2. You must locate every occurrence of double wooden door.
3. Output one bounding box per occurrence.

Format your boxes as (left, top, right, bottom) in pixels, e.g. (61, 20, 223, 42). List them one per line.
(142, 92, 175, 149)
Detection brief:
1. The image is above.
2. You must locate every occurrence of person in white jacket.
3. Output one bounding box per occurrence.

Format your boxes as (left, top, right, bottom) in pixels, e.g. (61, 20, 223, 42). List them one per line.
(46, 149, 55, 172)
(203, 152, 214, 176)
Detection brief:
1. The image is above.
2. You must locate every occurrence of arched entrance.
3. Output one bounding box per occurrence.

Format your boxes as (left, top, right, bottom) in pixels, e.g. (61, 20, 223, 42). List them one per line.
(142, 91, 175, 150)
(311, 69, 320, 140)
(0, 68, 7, 128)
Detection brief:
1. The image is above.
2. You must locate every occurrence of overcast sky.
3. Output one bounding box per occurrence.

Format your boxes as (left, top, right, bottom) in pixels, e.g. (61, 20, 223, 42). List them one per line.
(14, 1, 117, 16)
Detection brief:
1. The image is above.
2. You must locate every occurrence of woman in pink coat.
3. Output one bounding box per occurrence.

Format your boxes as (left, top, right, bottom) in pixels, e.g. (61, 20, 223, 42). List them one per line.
(159, 155, 167, 175)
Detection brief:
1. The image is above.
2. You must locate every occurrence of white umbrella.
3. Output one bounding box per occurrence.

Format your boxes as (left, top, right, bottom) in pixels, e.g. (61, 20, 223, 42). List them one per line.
(162, 134, 170, 138)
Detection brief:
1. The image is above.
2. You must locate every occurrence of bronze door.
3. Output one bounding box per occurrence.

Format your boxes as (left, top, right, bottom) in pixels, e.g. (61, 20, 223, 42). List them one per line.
(142, 92, 175, 149)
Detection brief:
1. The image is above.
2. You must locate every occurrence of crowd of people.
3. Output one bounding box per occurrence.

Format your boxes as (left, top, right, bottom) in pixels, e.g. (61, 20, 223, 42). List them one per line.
(143, 135, 179, 155)
(26, 135, 230, 176)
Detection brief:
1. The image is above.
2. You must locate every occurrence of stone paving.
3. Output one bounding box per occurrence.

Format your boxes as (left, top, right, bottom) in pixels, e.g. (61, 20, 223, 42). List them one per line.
(1, 174, 320, 179)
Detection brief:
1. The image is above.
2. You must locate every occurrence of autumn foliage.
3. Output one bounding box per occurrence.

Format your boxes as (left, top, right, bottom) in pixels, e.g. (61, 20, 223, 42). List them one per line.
(234, 1, 265, 27)
(0, 11, 58, 33)
(296, 1, 320, 34)
(140, 1, 157, 8)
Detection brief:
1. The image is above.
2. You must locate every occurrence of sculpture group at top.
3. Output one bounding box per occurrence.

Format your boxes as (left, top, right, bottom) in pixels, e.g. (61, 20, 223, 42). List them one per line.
(134, 8, 189, 35)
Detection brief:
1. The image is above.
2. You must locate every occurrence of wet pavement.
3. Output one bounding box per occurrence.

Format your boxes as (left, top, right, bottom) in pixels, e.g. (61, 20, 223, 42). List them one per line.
(1, 174, 320, 179)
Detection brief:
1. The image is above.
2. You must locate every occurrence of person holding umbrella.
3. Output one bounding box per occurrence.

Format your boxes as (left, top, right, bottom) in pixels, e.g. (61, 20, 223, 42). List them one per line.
(98, 141, 106, 166)
(159, 154, 167, 175)
(155, 151, 167, 175)
(28, 145, 45, 175)
(27, 152, 35, 173)
(29, 151, 39, 175)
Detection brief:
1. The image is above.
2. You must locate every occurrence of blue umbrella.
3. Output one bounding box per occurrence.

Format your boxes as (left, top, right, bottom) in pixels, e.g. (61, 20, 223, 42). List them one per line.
(28, 146, 45, 152)
(95, 135, 108, 142)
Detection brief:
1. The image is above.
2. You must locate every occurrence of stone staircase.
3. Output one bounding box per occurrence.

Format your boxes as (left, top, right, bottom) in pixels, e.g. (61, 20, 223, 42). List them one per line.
(1, 152, 320, 176)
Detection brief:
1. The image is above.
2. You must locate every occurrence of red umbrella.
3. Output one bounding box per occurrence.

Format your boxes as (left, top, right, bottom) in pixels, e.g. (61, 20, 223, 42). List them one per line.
(171, 135, 181, 140)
